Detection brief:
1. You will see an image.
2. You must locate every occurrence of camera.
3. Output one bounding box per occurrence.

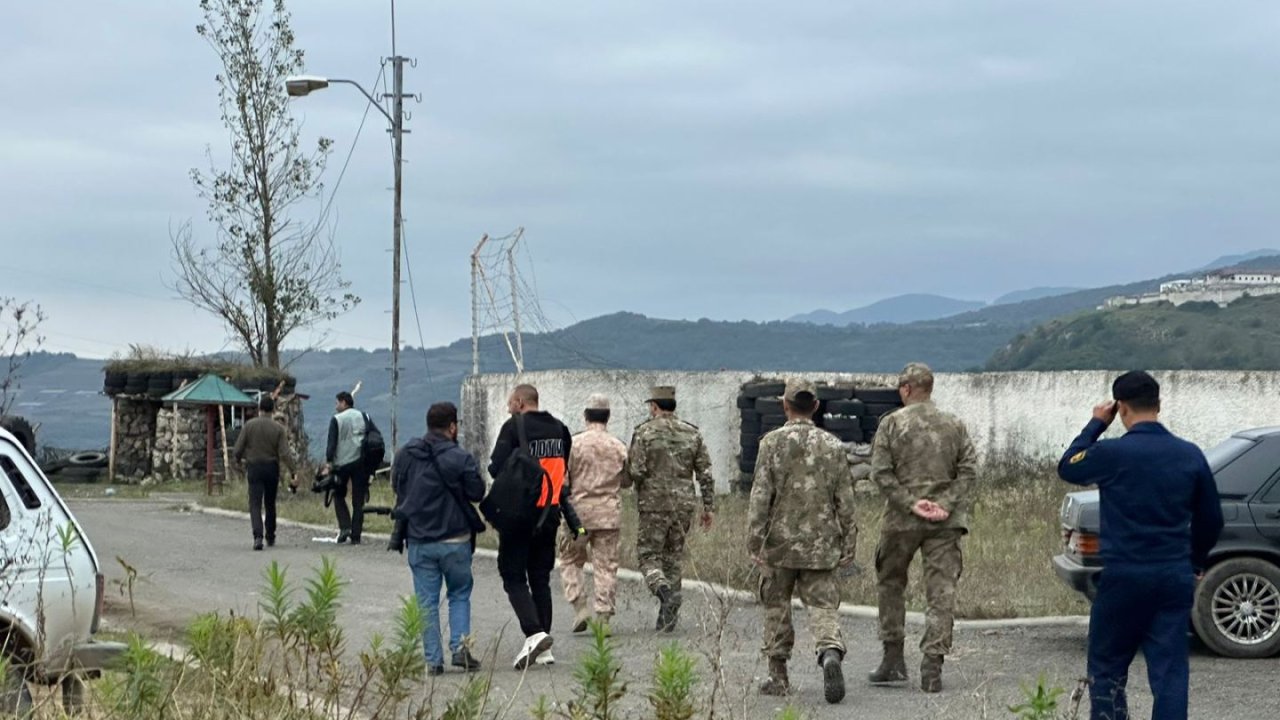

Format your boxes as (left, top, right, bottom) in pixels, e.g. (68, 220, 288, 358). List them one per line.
(311, 467, 340, 494)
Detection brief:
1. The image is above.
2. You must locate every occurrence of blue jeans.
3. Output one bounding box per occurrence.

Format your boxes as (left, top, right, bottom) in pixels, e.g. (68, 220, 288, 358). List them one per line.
(408, 540, 474, 667)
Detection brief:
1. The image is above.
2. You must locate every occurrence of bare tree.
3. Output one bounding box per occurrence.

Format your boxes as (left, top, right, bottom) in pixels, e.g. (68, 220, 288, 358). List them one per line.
(0, 298, 45, 418)
(172, 0, 359, 369)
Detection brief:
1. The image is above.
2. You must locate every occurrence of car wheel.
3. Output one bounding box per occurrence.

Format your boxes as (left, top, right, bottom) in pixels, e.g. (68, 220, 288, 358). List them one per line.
(0, 658, 33, 718)
(1192, 557, 1280, 658)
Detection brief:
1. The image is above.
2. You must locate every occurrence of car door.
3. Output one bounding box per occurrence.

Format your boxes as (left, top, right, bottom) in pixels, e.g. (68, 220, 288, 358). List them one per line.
(1251, 473, 1280, 542)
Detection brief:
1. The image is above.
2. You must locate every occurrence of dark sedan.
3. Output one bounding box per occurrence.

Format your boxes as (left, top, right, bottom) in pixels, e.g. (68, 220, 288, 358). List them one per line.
(1054, 426, 1280, 658)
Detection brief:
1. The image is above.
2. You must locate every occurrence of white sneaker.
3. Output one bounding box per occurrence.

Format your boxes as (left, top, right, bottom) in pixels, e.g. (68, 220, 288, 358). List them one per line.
(513, 632, 554, 670)
(535, 651, 556, 666)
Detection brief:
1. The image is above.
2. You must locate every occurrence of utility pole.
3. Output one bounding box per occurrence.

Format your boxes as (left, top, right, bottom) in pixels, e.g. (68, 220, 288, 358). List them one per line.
(388, 54, 407, 450)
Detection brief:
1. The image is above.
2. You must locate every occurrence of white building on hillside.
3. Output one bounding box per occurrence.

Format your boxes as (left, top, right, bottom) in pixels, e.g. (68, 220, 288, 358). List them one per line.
(1106, 267, 1280, 309)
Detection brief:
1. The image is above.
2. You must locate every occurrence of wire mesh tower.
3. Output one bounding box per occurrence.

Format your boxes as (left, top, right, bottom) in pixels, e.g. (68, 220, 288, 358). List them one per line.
(470, 228, 528, 375)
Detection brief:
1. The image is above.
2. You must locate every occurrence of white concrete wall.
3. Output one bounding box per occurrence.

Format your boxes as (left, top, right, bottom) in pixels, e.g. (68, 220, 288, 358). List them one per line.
(462, 370, 1280, 492)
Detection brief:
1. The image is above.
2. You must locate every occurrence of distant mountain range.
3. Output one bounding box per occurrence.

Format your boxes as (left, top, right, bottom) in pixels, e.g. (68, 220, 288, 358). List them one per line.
(789, 249, 1280, 328)
(788, 294, 986, 326)
(10, 250, 1280, 453)
(991, 287, 1083, 306)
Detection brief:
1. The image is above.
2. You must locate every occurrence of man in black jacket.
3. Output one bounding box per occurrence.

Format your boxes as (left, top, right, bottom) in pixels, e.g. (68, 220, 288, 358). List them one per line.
(392, 402, 485, 676)
(488, 383, 586, 670)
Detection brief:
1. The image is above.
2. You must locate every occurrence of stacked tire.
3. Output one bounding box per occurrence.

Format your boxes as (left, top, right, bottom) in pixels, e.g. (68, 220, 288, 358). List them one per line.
(735, 380, 903, 493)
(736, 380, 784, 491)
(103, 367, 298, 396)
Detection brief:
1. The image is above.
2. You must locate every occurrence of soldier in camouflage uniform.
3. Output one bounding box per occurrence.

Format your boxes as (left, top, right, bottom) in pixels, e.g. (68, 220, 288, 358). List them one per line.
(559, 393, 629, 633)
(627, 385, 715, 632)
(869, 363, 977, 693)
(748, 378, 858, 704)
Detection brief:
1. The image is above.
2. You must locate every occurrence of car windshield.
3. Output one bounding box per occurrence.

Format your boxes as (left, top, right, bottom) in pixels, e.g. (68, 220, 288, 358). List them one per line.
(1207, 436, 1280, 498)
(1205, 437, 1254, 473)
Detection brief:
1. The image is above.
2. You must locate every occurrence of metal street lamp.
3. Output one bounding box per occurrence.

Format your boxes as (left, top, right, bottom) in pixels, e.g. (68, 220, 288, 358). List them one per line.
(286, 59, 410, 450)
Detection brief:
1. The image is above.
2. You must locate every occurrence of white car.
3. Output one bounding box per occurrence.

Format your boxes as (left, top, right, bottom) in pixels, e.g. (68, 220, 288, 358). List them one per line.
(0, 427, 124, 713)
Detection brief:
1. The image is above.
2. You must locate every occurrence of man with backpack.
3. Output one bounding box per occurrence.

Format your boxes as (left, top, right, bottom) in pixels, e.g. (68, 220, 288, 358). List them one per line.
(390, 402, 486, 676)
(323, 391, 382, 544)
(485, 384, 586, 670)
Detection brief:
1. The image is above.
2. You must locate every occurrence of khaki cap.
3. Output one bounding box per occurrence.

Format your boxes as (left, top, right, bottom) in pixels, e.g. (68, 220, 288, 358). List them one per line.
(783, 378, 816, 403)
(586, 393, 611, 411)
(898, 362, 934, 387)
(648, 386, 676, 402)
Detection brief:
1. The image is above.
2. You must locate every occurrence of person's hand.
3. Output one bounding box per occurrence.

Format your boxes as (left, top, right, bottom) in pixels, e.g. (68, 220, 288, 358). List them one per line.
(574, 528, 590, 547)
(1093, 400, 1118, 427)
(700, 511, 714, 530)
(320, 463, 331, 474)
(912, 499, 949, 522)
(911, 499, 939, 520)
(751, 554, 766, 568)
(288, 477, 299, 494)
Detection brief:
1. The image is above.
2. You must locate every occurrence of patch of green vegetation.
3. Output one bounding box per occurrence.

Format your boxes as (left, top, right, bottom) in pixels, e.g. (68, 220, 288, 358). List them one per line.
(986, 293, 1280, 371)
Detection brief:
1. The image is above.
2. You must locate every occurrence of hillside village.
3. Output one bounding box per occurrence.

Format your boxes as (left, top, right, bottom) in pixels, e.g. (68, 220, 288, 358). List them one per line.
(1103, 267, 1280, 309)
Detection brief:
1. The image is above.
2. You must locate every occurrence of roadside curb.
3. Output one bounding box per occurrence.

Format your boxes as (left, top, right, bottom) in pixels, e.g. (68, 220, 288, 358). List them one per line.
(186, 503, 1089, 630)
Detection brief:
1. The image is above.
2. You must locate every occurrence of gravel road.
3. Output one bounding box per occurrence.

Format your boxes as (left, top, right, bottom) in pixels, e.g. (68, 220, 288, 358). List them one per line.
(72, 498, 1279, 719)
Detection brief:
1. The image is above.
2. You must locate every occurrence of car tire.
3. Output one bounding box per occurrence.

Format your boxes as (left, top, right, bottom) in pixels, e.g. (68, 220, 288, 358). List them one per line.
(853, 388, 901, 404)
(68, 451, 109, 468)
(825, 400, 866, 417)
(816, 385, 852, 401)
(1192, 557, 1280, 659)
(0, 657, 33, 718)
(742, 381, 785, 399)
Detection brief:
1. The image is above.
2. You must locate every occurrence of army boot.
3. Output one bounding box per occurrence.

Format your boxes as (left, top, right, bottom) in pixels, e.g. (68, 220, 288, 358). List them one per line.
(920, 654, 944, 693)
(867, 641, 907, 685)
(571, 598, 591, 633)
(819, 649, 846, 704)
(758, 658, 790, 696)
(655, 585, 675, 632)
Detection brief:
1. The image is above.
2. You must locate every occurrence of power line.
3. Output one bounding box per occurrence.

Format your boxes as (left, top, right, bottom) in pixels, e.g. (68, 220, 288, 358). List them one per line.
(319, 66, 387, 227)
(399, 219, 436, 392)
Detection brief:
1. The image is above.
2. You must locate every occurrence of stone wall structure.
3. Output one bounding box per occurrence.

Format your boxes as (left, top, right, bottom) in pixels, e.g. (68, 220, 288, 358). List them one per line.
(110, 392, 307, 484)
(463, 369, 1280, 493)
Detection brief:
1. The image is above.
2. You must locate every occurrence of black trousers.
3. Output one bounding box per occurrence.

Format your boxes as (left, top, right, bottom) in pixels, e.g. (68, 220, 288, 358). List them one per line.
(497, 523, 558, 637)
(333, 462, 371, 541)
(246, 461, 280, 542)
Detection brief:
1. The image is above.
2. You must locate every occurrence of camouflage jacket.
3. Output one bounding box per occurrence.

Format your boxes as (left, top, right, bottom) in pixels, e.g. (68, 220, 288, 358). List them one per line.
(568, 424, 629, 530)
(870, 400, 978, 533)
(626, 413, 715, 514)
(747, 419, 858, 570)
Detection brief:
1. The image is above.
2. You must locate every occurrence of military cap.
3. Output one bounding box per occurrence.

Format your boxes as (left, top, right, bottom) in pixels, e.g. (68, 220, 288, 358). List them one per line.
(586, 393, 610, 411)
(648, 386, 676, 402)
(898, 362, 934, 388)
(783, 378, 816, 403)
(1112, 370, 1159, 403)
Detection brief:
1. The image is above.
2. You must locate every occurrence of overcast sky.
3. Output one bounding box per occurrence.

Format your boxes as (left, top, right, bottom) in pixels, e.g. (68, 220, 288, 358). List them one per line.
(4, 1, 1280, 359)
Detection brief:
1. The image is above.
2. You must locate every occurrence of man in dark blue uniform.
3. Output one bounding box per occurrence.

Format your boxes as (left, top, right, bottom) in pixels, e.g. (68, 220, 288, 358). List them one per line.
(1058, 371, 1223, 720)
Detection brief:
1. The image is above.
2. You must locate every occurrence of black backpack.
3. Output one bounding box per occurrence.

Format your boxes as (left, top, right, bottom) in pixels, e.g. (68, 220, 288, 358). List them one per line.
(361, 412, 386, 472)
(479, 414, 554, 532)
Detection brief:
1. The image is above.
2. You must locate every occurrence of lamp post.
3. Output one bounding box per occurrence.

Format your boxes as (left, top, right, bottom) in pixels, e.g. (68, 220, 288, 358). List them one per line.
(286, 59, 409, 450)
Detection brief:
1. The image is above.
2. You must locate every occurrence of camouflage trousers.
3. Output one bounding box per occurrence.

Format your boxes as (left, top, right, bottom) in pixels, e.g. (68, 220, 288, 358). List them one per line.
(557, 527, 621, 614)
(636, 510, 693, 606)
(758, 566, 845, 661)
(875, 528, 964, 656)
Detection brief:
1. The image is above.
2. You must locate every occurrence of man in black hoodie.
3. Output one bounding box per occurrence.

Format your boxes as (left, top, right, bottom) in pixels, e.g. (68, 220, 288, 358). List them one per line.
(392, 402, 485, 676)
(488, 383, 585, 670)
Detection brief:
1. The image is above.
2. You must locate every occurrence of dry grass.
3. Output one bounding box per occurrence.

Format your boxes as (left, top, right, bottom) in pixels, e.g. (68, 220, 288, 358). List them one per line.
(201, 459, 1085, 619)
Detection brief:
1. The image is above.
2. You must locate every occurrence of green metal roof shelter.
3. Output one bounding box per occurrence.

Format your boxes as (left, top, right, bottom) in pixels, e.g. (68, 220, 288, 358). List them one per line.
(160, 374, 256, 492)
(160, 374, 256, 407)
